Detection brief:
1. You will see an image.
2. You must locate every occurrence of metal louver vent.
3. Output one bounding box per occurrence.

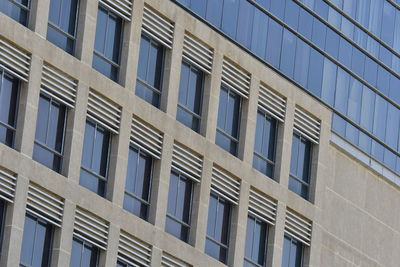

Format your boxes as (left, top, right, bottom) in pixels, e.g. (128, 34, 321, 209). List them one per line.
(99, 0, 133, 21)
(211, 166, 241, 205)
(0, 167, 16, 203)
(248, 188, 277, 225)
(221, 58, 251, 99)
(182, 33, 213, 74)
(142, 5, 174, 48)
(258, 84, 286, 122)
(284, 209, 312, 246)
(131, 116, 163, 159)
(87, 89, 122, 134)
(118, 231, 152, 267)
(161, 252, 190, 267)
(293, 107, 321, 144)
(26, 184, 64, 227)
(41, 64, 77, 108)
(73, 207, 109, 250)
(0, 38, 31, 81)
(171, 142, 203, 182)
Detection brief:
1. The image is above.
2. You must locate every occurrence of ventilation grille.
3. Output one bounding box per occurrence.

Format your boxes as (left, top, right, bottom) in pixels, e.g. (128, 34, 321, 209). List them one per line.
(99, 0, 133, 21)
(87, 89, 122, 134)
(142, 5, 174, 48)
(131, 116, 163, 159)
(171, 142, 203, 182)
(293, 107, 321, 144)
(211, 166, 241, 205)
(221, 58, 251, 99)
(258, 84, 286, 122)
(248, 188, 277, 226)
(73, 207, 109, 250)
(41, 64, 77, 108)
(284, 209, 312, 246)
(118, 231, 152, 267)
(161, 252, 190, 267)
(0, 167, 16, 203)
(26, 184, 64, 227)
(182, 33, 213, 74)
(0, 38, 31, 81)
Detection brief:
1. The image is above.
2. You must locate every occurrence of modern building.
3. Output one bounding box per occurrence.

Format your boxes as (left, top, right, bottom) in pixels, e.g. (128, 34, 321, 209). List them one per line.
(0, 0, 399, 266)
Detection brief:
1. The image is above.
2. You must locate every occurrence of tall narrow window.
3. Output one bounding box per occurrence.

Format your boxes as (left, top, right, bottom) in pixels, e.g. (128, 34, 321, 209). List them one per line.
(216, 87, 241, 156)
(0, 200, 6, 251)
(244, 215, 268, 267)
(177, 62, 204, 132)
(205, 193, 231, 264)
(0, 0, 30, 26)
(93, 5, 123, 82)
(123, 146, 152, 220)
(135, 34, 164, 108)
(47, 0, 79, 54)
(33, 93, 67, 173)
(281, 235, 303, 267)
(70, 238, 99, 267)
(80, 120, 111, 197)
(165, 171, 193, 242)
(0, 71, 19, 148)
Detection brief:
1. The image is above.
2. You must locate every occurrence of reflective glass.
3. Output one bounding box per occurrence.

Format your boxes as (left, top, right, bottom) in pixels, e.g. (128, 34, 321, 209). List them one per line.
(0, 73, 19, 147)
(236, 0, 254, 48)
(244, 216, 267, 267)
(221, 0, 239, 38)
(281, 235, 302, 267)
(70, 238, 98, 267)
(0, 0, 29, 25)
(289, 133, 311, 200)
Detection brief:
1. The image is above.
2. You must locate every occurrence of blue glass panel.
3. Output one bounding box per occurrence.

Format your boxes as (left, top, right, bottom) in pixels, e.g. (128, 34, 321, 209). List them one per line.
(92, 53, 118, 81)
(325, 28, 339, 59)
(190, 0, 207, 17)
(47, 26, 74, 54)
(314, 0, 328, 19)
(385, 105, 400, 149)
(251, 8, 268, 58)
(340, 17, 354, 39)
(321, 58, 337, 106)
(307, 48, 323, 97)
(347, 79, 362, 123)
(360, 86, 375, 132)
(311, 18, 326, 49)
(332, 113, 345, 136)
(376, 66, 390, 95)
(265, 19, 282, 68)
(94, 7, 107, 53)
(205, 0, 223, 27)
(328, 7, 341, 28)
(345, 122, 358, 145)
(389, 76, 400, 104)
(334, 68, 350, 114)
(49, 0, 62, 24)
(293, 38, 310, 87)
(379, 45, 392, 67)
(221, 0, 239, 38)
(284, 0, 299, 30)
(280, 29, 296, 77)
(338, 38, 352, 69)
(298, 9, 313, 39)
(381, 2, 395, 46)
(270, 0, 284, 20)
(363, 56, 378, 87)
(373, 95, 388, 141)
(351, 47, 365, 78)
(236, 0, 254, 48)
(60, 0, 78, 34)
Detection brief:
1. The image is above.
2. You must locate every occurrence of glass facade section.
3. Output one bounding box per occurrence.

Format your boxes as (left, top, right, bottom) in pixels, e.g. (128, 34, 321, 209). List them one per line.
(0, 71, 19, 148)
(244, 215, 268, 267)
(70, 238, 99, 267)
(281, 235, 303, 267)
(0, 0, 29, 26)
(289, 133, 311, 200)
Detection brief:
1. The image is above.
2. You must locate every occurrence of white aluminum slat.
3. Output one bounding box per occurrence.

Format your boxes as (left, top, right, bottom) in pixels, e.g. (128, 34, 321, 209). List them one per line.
(0, 39, 31, 82)
(172, 143, 203, 182)
(221, 58, 251, 99)
(99, 0, 133, 21)
(131, 116, 163, 159)
(118, 231, 152, 267)
(0, 167, 17, 203)
(258, 84, 286, 122)
(293, 107, 321, 144)
(182, 33, 213, 74)
(161, 252, 190, 267)
(211, 166, 241, 205)
(248, 188, 277, 226)
(142, 6, 174, 49)
(284, 209, 312, 246)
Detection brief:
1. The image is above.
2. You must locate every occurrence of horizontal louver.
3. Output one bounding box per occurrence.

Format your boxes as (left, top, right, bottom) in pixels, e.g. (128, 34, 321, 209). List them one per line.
(0, 38, 31, 81)
(293, 107, 321, 144)
(161, 252, 190, 267)
(182, 33, 213, 74)
(131, 116, 163, 159)
(87, 89, 122, 134)
(41, 64, 77, 108)
(73, 207, 109, 250)
(118, 231, 152, 267)
(0, 167, 16, 203)
(284, 209, 312, 246)
(171, 142, 203, 182)
(221, 58, 251, 99)
(142, 5, 174, 48)
(99, 0, 133, 21)
(258, 84, 286, 122)
(26, 184, 64, 227)
(211, 166, 241, 205)
(248, 188, 277, 226)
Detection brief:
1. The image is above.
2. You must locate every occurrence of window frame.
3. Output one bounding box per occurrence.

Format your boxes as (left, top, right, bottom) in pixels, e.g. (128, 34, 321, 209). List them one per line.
(1, 0, 30, 26)
(70, 237, 99, 267)
(244, 215, 269, 267)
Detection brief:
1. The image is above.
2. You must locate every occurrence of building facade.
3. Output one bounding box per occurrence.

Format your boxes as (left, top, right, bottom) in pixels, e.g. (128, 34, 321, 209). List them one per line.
(0, 0, 399, 266)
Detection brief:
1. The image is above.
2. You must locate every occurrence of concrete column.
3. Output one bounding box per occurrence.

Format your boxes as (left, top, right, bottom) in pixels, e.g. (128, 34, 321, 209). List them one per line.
(75, 0, 98, 64)
(29, 0, 50, 37)
(150, 246, 163, 267)
(268, 201, 286, 267)
(102, 223, 120, 267)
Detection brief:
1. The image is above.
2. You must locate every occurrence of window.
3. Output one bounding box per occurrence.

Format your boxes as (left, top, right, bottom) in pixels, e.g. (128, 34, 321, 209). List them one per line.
(136, 34, 164, 108)
(0, 200, 6, 251)
(47, 0, 79, 54)
(80, 120, 111, 197)
(165, 171, 193, 242)
(289, 133, 312, 200)
(33, 94, 67, 173)
(70, 238, 99, 267)
(253, 111, 277, 178)
(244, 216, 268, 267)
(20, 214, 53, 267)
(93, 5, 123, 82)
(281, 235, 303, 267)
(177, 61, 204, 132)
(205, 193, 231, 264)
(0, 0, 29, 26)
(0, 71, 19, 148)
(123, 146, 152, 220)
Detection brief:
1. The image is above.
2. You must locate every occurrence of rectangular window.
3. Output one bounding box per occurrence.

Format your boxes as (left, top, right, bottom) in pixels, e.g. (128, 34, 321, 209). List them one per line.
(47, 0, 79, 54)
(216, 87, 241, 156)
(0, 71, 19, 148)
(205, 193, 231, 264)
(123, 146, 152, 220)
(281, 235, 303, 267)
(20, 214, 53, 267)
(33, 93, 67, 173)
(135, 34, 164, 108)
(177, 61, 204, 132)
(93, 5, 123, 82)
(244, 215, 268, 267)
(70, 238, 99, 267)
(0, 0, 30, 26)
(165, 171, 193, 242)
(80, 120, 111, 197)
(289, 133, 312, 200)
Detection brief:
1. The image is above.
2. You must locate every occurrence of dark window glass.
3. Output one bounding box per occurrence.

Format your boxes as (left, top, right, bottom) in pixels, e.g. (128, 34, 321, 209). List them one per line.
(244, 216, 268, 267)
(0, 0, 29, 26)
(136, 34, 164, 108)
(117, 260, 138, 267)
(0, 200, 6, 251)
(70, 238, 99, 267)
(281, 235, 303, 267)
(0, 72, 19, 148)
(80, 120, 111, 197)
(20, 214, 52, 267)
(123, 146, 152, 220)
